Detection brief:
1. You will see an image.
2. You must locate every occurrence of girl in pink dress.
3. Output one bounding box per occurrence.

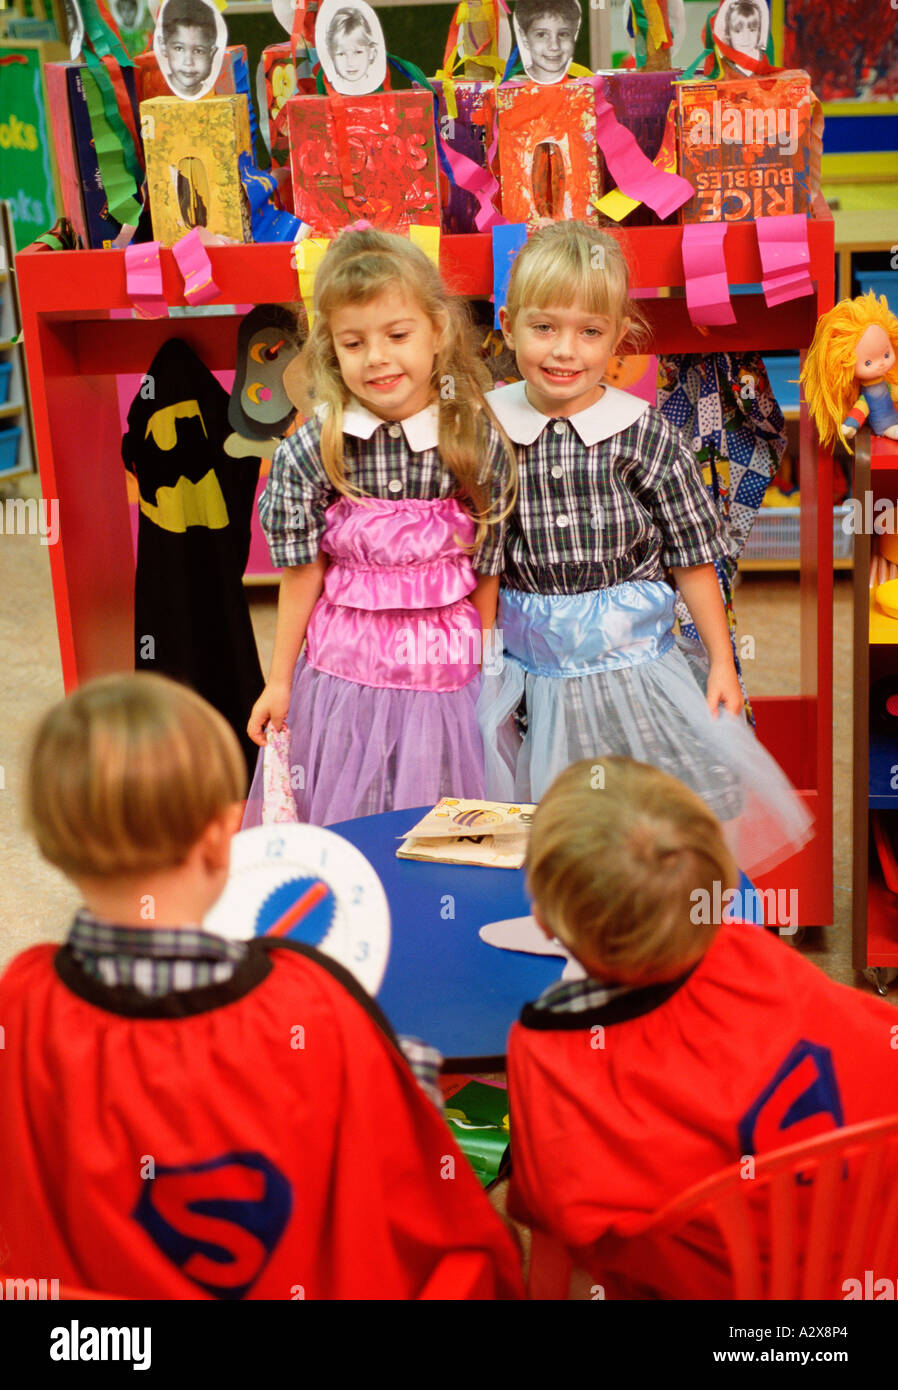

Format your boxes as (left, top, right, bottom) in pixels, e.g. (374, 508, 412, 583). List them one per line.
(243, 229, 516, 826)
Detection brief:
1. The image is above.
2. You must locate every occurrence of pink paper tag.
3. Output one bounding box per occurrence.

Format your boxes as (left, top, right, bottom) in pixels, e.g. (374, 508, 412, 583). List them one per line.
(591, 76, 694, 221)
(755, 215, 813, 308)
(172, 228, 220, 306)
(124, 241, 168, 320)
(682, 223, 737, 327)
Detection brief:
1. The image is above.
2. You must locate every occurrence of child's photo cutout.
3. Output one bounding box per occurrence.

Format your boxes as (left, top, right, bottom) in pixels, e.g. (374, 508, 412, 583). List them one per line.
(110, 0, 150, 30)
(61, 0, 84, 59)
(315, 0, 386, 96)
(713, 0, 769, 73)
(153, 0, 227, 101)
(512, 0, 581, 86)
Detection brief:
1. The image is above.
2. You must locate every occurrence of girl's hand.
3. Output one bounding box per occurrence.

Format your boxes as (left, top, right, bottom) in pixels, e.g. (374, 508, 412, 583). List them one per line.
(247, 681, 292, 747)
(706, 659, 744, 719)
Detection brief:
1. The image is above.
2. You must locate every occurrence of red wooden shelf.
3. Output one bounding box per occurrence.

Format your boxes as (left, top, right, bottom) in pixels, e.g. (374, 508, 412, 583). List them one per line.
(16, 214, 836, 926)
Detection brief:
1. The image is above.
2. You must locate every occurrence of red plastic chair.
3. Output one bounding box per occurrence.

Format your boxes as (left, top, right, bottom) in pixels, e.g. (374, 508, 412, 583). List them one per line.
(528, 1114, 898, 1300)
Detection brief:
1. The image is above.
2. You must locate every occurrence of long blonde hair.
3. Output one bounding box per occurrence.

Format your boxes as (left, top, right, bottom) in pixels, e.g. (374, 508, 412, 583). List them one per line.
(800, 292, 898, 450)
(303, 229, 516, 545)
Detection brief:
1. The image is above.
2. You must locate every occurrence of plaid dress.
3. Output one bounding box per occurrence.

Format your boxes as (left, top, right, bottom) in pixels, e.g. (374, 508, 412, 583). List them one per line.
(477, 382, 812, 879)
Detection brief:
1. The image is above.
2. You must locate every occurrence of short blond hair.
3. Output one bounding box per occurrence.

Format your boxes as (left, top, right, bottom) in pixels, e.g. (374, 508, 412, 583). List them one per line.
(526, 758, 738, 985)
(26, 673, 246, 879)
(503, 221, 649, 353)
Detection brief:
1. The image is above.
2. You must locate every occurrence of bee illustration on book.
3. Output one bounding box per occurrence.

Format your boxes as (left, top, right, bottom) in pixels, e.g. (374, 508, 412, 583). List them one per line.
(171, 156, 210, 229)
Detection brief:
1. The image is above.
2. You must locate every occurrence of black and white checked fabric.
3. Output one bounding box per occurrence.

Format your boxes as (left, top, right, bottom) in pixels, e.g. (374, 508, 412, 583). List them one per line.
(260, 400, 510, 577)
(532, 975, 633, 1014)
(68, 909, 249, 994)
(487, 382, 728, 595)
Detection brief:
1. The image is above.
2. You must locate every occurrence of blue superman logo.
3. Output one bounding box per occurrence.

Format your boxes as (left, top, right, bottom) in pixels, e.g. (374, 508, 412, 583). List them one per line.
(133, 1152, 292, 1299)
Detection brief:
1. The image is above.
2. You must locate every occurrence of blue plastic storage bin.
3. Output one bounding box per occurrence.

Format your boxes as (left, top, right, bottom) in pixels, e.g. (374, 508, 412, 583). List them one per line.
(0, 362, 11, 405)
(0, 425, 22, 475)
(856, 271, 898, 305)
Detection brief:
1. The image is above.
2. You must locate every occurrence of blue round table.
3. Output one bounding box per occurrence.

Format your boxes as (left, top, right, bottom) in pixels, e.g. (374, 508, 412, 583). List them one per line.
(328, 806, 761, 1069)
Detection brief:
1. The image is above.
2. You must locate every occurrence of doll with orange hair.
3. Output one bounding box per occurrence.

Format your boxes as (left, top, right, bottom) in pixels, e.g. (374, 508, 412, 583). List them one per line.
(801, 291, 898, 451)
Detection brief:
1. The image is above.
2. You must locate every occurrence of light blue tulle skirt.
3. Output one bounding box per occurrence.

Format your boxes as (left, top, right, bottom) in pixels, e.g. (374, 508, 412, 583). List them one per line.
(476, 582, 813, 879)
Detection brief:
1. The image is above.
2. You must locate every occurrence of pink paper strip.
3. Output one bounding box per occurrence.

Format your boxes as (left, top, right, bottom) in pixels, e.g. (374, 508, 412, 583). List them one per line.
(440, 138, 504, 231)
(682, 223, 737, 327)
(124, 241, 168, 320)
(172, 228, 220, 307)
(755, 215, 813, 308)
(591, 76, 694, 221)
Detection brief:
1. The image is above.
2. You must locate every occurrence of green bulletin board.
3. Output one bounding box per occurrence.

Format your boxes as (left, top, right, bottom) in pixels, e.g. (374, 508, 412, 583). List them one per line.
(0, 40, 62, 251)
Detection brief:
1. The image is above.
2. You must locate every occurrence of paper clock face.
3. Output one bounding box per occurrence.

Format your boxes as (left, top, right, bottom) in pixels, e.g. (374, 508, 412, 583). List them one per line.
(204, 824, 391, 995)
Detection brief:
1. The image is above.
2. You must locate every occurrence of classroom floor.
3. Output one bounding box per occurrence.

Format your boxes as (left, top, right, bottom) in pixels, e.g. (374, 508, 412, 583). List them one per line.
(0, 521, 884, 1007)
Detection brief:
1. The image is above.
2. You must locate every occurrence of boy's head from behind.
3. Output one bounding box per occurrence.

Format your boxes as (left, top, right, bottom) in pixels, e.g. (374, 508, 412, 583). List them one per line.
(526, 758, 738, 986)
(26, 672, 245, 883)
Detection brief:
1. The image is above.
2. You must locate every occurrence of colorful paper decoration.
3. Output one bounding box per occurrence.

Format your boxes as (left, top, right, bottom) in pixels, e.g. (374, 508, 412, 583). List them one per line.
(682, 222, 736, 327)
(140, 94, 253, 246)
(262, 40, 318, 170)
(432, 78, 502, 233)
(496, 78, 602, 227)
(594, 68, 680, 224)
(286, 91, 440, 237)
(755, 213, 813, 307)
(125, 240, 168, 318)
(677, 71, 820, 223)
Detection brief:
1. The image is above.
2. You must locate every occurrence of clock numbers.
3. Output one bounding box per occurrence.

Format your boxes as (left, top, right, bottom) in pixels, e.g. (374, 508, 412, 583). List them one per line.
(266, 838, 285, 859)
(350, 883, 364, 905)
(354, 941, 370, 962)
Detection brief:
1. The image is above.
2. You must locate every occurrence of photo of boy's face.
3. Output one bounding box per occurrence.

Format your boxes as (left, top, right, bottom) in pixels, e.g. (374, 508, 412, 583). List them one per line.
(332, 26, 376, 83)
(515, 11, 579, 84)
(162, 24, 217, 97)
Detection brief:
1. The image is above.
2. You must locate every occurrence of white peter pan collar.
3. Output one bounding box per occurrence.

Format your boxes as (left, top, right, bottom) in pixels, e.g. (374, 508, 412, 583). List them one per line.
(338, 398, 440, 452)
(485, 379, 649, 446)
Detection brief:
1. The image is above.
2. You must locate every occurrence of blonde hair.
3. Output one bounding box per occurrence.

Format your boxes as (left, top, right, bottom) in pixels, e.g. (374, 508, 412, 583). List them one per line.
(526, 758, 738, 985)
(26, 673, 246, 879)
(303, 228, 516, 547)
(800, 292, 898, 451)
(502, 220, 649, 354)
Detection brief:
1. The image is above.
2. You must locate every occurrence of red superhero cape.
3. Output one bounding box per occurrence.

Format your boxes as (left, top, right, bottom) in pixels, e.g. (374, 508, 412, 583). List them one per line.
(507, 924, 898, 1299)
(0, 938, 522, 1300)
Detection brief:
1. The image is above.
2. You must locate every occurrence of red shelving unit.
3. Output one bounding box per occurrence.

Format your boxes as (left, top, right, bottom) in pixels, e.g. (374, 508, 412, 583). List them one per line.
(16, 210, 836, 924)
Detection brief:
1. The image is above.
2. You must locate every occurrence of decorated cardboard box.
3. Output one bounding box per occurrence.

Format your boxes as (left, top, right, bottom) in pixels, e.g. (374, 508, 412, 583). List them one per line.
(45, 60, 142, 249)
(140, 95, 253, 245)
(286, 92, 440, 237)
(677, 71, 821, 223)
(432, 79, 500, 234)
(262, 41, 318, 171)
(598, 68, 681, 226)
(496, 79, 603, 227)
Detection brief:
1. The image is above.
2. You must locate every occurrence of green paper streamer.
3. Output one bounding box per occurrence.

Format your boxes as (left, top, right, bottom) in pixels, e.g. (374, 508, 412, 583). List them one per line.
(82, 66, 143, 230)
(80, 0, 144, 200)
(444, 1081, 510, 1188)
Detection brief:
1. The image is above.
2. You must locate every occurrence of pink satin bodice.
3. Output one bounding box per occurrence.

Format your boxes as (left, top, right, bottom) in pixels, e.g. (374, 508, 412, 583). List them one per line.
(304, 496, 482, 691)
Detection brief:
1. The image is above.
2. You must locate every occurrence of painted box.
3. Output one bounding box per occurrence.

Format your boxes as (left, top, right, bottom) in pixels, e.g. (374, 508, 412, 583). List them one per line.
(677, 71, 821, 223)
(262, 40, 318, 171)
(432, 79, 500, 233)
(140, 95, 253, 246)
(598, 68, 680, 225)
(133, 44, 247, 104)
(286, 91, 440, 237)
(45, 60, 142, 249)
(496, 78, 602, 227)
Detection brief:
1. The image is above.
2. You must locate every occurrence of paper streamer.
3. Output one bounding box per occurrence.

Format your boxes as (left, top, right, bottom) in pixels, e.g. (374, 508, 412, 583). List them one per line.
(491, 222, 527, 328)
(682, 222, 736, 327)
(171, 229, 220, 306)
(125, 241, 168, 320)
(295, 237, 332, 326)
(596, 98, 679, 224)
(81, 64, 143, 230)
(591, 76, 693, 222)
(238, 153, 303, 243)
(754, 215, 814, 308)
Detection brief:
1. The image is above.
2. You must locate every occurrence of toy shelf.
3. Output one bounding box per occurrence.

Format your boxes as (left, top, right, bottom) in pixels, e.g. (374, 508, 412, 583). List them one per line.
(852, 437, 898, 981)
(16, 208, 836, 925)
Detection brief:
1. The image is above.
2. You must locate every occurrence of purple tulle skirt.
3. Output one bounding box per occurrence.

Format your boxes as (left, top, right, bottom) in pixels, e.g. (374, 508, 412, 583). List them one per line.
(243, 654, 485, 827)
